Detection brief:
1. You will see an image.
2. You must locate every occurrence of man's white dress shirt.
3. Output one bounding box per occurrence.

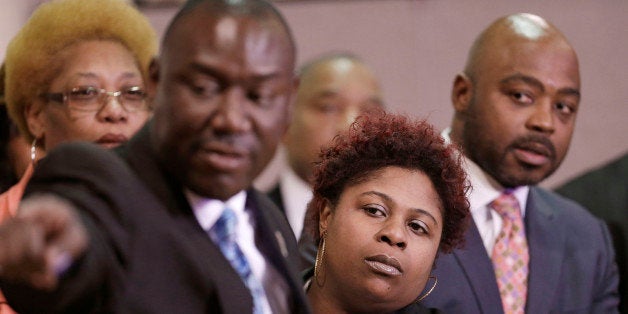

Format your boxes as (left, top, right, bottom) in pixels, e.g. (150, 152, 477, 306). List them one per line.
(442, 128, 529, 255)
(186, 190, 290, 314)
(278, 166, 312, 239)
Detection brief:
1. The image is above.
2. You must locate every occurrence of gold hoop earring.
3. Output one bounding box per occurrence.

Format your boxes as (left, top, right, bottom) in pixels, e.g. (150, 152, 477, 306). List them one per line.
(30, 139, 38, 164)
(314, 231, 327, 287)
(416, 275, 438, 302)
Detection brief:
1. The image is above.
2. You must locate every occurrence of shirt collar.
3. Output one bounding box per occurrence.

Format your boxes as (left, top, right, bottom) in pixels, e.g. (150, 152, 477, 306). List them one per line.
(185, 189, 248, 231)
(279, 166, 312, 214)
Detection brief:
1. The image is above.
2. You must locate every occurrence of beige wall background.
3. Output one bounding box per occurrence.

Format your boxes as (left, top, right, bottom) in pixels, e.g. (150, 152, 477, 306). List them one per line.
(1, 0, 626, 190)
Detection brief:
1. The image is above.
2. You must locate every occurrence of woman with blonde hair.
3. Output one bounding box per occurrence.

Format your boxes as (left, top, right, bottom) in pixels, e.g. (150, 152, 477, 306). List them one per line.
(0, 0, 157, 312)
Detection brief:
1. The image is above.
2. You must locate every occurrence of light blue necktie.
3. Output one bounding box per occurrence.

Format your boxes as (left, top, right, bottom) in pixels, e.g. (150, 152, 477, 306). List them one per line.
(209, 207, 267, 314)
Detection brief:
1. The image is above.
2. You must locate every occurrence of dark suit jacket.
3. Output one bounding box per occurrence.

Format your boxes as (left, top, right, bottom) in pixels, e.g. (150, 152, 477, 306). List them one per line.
(556, 152, 627, 312)
(2, 125, 311, 314)
(422, 187, 620, 313)
(267, 183, 285, 214)
(269, 183, 317, 273)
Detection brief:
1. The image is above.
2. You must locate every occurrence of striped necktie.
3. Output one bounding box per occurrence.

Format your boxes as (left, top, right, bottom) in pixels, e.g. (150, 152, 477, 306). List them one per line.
(490, 192, 529, 314)
(209, 207, 268, 314)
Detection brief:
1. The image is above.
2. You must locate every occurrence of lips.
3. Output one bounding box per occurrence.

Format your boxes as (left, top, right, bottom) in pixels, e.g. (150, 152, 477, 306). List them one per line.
(511, 137, 556, 167)
(197, 141, 248, 171)
(96, 133, 128, 148)
(364, 254, 403, 277)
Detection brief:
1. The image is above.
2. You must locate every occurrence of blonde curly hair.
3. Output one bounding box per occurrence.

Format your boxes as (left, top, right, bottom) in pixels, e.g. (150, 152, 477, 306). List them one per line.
(4, 0, 157, 143)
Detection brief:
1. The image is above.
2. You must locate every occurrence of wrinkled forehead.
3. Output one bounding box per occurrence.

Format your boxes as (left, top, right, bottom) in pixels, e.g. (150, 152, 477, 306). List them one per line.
(164, 3, 295, 67)
(302, 59, 380, 94)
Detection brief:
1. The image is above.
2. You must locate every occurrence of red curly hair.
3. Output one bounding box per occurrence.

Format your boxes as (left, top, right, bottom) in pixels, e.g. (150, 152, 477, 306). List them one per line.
(304, 110, 470, 253)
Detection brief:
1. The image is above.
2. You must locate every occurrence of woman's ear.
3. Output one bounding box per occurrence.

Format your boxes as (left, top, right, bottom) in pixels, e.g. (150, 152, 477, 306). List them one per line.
(319, 200, 333, 235)
(25, 101, 46, 140)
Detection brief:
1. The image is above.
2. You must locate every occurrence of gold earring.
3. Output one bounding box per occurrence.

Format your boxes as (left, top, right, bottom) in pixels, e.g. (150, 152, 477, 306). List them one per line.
(314, 231, 327, 287)
(416, 275, 438, 302)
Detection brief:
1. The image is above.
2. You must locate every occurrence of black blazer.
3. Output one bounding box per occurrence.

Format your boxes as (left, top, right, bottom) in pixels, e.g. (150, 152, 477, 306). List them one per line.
(301, 268, 442, 314)
(2, 125, 311, 314)
(267, 183, 285, 214)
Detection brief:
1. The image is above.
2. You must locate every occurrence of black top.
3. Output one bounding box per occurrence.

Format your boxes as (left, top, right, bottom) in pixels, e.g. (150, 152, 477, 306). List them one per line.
(302, 268, 444, 314)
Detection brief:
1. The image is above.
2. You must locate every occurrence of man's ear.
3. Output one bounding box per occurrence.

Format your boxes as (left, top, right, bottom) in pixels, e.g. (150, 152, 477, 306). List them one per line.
(147, 57, 160, 99)
(451, 72, 473, 113)
(25, 100, 46, 141)
(284, 74, 300, 132)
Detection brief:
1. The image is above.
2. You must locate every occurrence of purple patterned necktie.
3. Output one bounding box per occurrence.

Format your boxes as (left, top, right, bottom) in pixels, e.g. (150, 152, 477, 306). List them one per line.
(490, 192, 529, 314)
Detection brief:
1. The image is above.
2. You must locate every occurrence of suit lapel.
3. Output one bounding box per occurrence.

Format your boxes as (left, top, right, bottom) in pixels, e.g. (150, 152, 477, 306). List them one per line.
(121, 125, 254, 312)
(524, 187, 565, 313)
(454, 221, 505, 314)
(267, 184, 286, 214)
(248, 190, 310, 313)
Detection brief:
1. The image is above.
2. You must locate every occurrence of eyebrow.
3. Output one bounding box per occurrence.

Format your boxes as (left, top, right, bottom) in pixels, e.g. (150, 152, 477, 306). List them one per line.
(190, 62, 282, 83)
(73, 72, 140, 80)
(362, 190, 439, 226)
(500, 73, 581, 98)
(313, 89, 339, 97)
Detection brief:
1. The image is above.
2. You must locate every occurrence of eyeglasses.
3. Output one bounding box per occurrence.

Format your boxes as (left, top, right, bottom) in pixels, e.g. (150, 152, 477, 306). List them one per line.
(41, 86, 148, 112)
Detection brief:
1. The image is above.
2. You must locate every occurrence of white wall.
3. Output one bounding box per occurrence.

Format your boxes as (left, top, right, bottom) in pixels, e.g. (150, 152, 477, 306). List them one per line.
(3, 0, 627, 190)
(0, 1, 38, 62)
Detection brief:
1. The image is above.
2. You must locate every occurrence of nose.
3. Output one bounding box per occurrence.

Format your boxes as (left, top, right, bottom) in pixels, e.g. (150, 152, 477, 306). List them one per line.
(97, 94, 128, 123)
(525, 100, 555, 134)
(376, 220, 407, 250)
(211, 87, 251, 134)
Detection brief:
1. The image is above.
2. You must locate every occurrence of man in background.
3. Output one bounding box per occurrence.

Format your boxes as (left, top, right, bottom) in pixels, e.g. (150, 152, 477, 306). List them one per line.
(556, 152, 628, 312)
(423, 13, 619, 313)
(268, 53, 383, 239)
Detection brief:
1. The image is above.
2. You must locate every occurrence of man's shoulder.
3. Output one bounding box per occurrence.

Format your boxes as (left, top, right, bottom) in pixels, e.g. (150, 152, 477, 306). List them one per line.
(35, 141, 130, 181)
(554, 153, 628, 214)
(559, 153, 628, 190)
(526, 187, 608, 241)
(530, 186, 598, 219)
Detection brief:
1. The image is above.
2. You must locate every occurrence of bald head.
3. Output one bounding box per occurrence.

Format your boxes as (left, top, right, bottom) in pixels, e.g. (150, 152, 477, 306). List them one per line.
(450, 13, 580, 188)
(464, 13, 575, 81)
(163, 0, 296, 64)
(297, 53, 381, 103)
(284, 53, 383, 183)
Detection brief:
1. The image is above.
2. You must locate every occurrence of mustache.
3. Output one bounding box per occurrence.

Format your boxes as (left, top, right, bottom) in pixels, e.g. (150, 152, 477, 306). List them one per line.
(191, 132, 252, 156)
(509, 134, 556, 160)
(197, 132, 241, 145)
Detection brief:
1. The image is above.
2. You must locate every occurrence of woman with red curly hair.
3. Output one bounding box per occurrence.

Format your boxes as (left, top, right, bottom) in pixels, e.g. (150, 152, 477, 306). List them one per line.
(303, 110, 470, 313)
